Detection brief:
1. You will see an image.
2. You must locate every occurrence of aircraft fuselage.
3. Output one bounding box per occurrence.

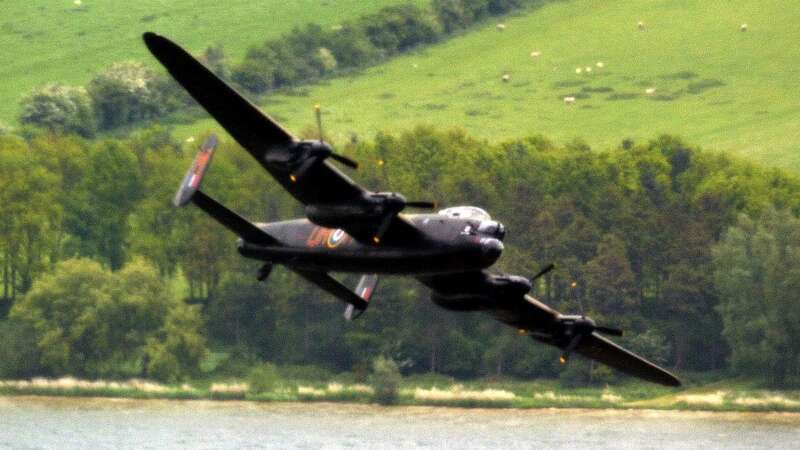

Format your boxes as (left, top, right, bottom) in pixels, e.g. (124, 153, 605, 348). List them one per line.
(237, 213, 504, 275)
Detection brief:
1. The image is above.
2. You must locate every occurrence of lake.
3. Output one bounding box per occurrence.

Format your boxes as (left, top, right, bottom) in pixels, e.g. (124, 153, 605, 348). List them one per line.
(1, 396, 798, 449)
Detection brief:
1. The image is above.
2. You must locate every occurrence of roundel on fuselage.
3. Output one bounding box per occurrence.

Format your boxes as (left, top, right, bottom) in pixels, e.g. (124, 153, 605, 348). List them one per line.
(326, 228, 348, 248)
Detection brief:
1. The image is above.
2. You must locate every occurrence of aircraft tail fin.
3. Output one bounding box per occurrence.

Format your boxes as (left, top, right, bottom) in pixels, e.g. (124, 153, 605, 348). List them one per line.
(174, 134, 217, 207)
(174, 134, 277, 246)
(344, 274, 379, 320)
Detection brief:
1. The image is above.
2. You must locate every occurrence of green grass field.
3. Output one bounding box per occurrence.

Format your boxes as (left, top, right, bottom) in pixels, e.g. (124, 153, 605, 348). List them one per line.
(175, 0, 800, 170)
(0, 0, 423, 123)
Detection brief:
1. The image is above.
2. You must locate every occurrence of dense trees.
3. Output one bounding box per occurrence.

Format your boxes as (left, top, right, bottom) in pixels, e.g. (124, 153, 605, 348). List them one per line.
(713, 210, 800, 386)
(6, 258, 206, 380)
(1, 123, 798, 385)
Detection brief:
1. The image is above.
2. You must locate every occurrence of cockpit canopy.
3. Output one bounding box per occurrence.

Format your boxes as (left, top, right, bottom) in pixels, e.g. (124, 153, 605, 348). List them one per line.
(437, 206, 491, 221)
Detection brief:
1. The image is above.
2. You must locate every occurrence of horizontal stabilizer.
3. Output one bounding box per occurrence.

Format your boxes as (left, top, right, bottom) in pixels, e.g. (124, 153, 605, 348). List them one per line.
(575, 333, 681, 387)
(174, 134, 218, 207)
(293, 270, 370, 312)
(189, 191, 278, 246)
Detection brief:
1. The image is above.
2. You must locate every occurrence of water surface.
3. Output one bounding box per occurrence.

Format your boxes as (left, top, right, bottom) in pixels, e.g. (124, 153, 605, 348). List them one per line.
(1, 396, 798, 449)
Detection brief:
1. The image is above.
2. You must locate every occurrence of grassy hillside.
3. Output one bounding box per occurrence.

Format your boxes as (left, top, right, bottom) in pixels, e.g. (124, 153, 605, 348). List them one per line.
(176, 0, 800, 169)
(0, 0, 423, 123)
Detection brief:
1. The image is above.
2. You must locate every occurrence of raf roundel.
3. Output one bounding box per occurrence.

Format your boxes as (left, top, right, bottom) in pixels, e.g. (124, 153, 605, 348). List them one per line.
(326, 229, 348, 248)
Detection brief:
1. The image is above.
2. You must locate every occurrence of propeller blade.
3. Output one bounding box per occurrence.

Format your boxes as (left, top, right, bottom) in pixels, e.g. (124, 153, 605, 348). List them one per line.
(257, 263, 273, 282)
(405, 201, 437, 209)
(329, 152, 359, 169)
(315, 104, 323, 141)
(560, 334, 584, 364)
(530, 263, 555, 282)
(373, 213, 395, 245)
(290, 156, 319, 183)
(595, 326, 623, 337)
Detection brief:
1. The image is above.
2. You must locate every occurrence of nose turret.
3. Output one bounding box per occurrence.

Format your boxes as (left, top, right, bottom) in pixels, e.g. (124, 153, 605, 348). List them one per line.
(480, 237, 504, 262)
(478, 220, 506, 240)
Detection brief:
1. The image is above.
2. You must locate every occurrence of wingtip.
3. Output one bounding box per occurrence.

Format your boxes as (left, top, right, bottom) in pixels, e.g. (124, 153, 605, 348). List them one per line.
(142, 31, 157, 43)
(142, 32, 168, 51)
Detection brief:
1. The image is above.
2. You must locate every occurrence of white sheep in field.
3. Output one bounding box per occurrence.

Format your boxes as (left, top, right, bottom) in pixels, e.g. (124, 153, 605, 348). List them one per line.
(530, 51, 542, 58)
(575, 67, 583, 74)
(501, 74, 511, 82)
(563, 96, 576, 105)
(496, 23, 506, 31)
(585, 67, 592, 73)
(645, 87, 657, 95)
(740, 23, 748, 32)
(638, 21, 646, 30)
(596, 61, 605, 68)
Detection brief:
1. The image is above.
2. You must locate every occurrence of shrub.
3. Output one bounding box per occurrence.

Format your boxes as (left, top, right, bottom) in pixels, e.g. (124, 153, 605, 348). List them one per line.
(19, 84, 96, 137)
(88, 61, 174, 130)
(370, 356, 401, 405)
(248, 363, 282, 394)
(361, 4, 442, 54)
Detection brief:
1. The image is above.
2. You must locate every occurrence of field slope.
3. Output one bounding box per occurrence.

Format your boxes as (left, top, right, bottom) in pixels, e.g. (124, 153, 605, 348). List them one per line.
(0, 0, 423, 123)
(175, 0, 799, 169)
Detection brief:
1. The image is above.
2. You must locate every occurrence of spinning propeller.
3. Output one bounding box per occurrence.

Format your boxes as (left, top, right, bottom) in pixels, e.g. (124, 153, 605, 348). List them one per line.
(370, 193, 436, 244)
(527, 263, 623, 364)
(557, 279, 623, 364)
(289, 105, 358, 183)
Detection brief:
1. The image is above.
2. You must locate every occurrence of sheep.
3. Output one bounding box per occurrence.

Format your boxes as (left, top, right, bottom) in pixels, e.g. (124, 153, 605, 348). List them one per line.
(74, 0, 82, 5)
(501, 74, 511, 82)
(585, 67, 593, 73)
(496, 23, 506, 31)
(186, 136, 196, 143)
(530, 51, 542, 58)
(645, 87, 657, 95)
(740, 23, 748, 32)
(575, 67, 583, 74)
(638, 21, 646, 30)
(596, 61, 605, 68)
(563, 96, 576, 105)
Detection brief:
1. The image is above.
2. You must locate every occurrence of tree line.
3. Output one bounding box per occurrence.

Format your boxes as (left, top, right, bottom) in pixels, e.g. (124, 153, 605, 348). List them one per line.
(1, 124, 798, 386)
(17, 0, 546, 137)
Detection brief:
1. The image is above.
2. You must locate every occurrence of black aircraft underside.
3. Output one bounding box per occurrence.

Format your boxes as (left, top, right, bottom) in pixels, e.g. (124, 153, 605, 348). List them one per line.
(143, 32, 681, 387)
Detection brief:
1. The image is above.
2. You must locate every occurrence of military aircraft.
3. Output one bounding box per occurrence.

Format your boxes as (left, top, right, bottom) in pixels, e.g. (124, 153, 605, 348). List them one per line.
(143, 32, 681, 387)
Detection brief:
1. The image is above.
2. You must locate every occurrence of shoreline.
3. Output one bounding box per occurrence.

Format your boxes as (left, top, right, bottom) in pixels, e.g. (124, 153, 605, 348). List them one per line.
(2, 395, 800, 422)
(3, 379, 800, 414)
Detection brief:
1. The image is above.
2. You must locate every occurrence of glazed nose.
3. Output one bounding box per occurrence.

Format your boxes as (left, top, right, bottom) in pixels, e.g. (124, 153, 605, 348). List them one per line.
(481, 238, 504, 261)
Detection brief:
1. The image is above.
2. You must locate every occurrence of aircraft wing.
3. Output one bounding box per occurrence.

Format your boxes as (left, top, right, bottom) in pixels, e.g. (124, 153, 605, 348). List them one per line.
(144, 33, 422, 246)
(505, 296, 679, 387)
(568, 332, 681, 387)
(424, 271, 681, 387)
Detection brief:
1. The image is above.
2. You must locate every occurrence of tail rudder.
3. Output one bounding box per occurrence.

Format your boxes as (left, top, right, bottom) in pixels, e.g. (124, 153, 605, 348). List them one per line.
(173, 134, 277, 246)
(174, 134, 217, 207)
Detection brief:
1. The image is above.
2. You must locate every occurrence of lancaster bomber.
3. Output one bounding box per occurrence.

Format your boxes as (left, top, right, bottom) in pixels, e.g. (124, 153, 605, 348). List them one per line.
(143, 32, 680, 387)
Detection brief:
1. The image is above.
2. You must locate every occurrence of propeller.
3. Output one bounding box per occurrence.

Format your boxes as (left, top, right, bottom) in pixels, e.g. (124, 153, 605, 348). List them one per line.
(289, 105, 358, 183)
(554, 278, 623, 364)
(371, 193, 436, 244)
(530, 263, 555, 283)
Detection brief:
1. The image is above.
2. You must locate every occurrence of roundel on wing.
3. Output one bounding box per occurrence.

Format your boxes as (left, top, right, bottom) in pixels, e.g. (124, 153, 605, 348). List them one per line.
(326, 229, 348, 248)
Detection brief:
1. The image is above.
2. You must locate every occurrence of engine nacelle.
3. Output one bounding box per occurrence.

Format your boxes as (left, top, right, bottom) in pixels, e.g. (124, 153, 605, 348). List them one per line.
(428, 273, 532, 311)
(305, 192, 407, 229)
(305, 203, 370, 229)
